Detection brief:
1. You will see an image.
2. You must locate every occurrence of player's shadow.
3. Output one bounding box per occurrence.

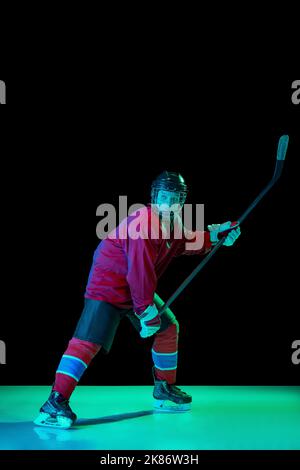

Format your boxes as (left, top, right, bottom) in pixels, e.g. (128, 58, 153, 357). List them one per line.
(0, 411, 155, 448)
(75, 409, 154, 426)
(0, 411, 155, 447)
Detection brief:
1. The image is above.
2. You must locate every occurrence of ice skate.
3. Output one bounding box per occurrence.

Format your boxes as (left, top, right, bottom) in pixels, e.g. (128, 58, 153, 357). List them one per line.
(34, 391, 77, 429)
(152, 367, 192, 412)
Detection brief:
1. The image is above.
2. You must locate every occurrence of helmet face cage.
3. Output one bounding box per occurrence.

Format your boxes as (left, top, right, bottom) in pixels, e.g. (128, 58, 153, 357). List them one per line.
(151, 187, 187, 207)
(150, 172, 188, 209)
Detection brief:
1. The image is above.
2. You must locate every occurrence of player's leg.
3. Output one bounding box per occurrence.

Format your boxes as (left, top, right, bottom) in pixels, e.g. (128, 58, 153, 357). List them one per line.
(34, 299, 126, 428)
(152, 292, 179, 384)
(151, 292, 192, 412)
(126, 293, 192, 412)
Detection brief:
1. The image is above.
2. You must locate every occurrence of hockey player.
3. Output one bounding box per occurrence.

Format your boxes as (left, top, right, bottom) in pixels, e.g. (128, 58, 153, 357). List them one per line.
(34, 171, 241, 428)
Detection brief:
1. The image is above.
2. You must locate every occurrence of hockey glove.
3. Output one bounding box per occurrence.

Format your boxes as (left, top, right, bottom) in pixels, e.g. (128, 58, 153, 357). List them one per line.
(135, 304, 161, 338)
(208, 221, 241, 247)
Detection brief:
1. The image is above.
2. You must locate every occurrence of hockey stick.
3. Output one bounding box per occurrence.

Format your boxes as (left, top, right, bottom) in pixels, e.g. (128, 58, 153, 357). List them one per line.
(158, 135, 289, 315)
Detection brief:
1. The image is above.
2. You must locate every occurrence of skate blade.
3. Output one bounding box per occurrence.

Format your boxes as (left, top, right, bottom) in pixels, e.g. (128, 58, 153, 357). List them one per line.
(34, 412, 74, 429)
(153, 399, 191, 413)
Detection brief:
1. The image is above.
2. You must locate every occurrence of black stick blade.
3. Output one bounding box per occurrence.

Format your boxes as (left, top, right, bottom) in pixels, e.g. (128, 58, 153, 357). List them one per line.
(277, 135, 289, 161)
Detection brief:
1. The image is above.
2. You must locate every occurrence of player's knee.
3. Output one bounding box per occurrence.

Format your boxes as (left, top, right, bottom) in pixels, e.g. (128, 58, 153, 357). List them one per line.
(167, 318, 179, 335)
(165, 309, 179, 335)
(173, 319, 180, 334)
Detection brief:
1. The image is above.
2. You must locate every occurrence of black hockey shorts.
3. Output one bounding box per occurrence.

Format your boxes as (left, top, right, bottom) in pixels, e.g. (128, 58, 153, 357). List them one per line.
(73, 293, 179, 354)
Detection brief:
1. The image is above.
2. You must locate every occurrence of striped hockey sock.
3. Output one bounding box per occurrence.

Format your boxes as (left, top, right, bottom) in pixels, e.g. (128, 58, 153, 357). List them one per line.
(152, 323, 178, 384)
(53, 337, 101, 399)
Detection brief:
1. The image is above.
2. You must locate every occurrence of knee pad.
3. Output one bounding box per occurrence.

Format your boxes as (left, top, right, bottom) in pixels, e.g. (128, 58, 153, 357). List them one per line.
(66, 337, 101, 363)
(173, 319, 180, 334)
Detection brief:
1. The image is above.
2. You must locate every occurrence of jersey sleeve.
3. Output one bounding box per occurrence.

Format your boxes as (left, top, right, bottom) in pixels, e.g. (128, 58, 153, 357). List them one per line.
(125, 214, 158, 316)
(175, 229, 212, 256)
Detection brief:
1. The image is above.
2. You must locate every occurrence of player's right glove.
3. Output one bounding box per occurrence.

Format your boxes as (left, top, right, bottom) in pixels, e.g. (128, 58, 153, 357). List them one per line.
(208, 221, 241, 246)
(135, 304, 161, 338)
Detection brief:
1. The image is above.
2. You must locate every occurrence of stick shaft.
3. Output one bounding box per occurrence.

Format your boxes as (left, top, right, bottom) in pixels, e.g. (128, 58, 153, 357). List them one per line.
(158, 236, 226, 314)
(238, 160, 284, 225)
(158, 141, 287, 316)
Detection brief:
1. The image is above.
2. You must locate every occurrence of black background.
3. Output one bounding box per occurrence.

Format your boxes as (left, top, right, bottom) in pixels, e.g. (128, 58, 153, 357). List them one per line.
(0, 74, 299, 386)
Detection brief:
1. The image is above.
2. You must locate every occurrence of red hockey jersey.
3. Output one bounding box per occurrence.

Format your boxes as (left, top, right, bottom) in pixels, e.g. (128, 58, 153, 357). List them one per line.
(85, 205, 212, 315)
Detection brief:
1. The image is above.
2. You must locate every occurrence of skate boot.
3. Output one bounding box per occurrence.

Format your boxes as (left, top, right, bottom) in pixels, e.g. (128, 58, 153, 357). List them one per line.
(34, 390, 77, 429)
(152, 367, 192, 412)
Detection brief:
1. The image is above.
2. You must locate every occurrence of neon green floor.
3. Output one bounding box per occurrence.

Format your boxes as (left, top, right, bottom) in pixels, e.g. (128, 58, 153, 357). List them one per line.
(0, 386, 299, 450)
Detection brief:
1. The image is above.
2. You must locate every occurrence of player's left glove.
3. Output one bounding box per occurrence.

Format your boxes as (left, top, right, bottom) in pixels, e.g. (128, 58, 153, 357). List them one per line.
(135, 304, 161, 338)
(208, 221, 241, 247)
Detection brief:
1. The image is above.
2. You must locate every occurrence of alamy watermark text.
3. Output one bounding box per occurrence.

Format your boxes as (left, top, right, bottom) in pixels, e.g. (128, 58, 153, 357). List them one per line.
(0, 340, 6, 364)
(0, 80, 6, 104)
